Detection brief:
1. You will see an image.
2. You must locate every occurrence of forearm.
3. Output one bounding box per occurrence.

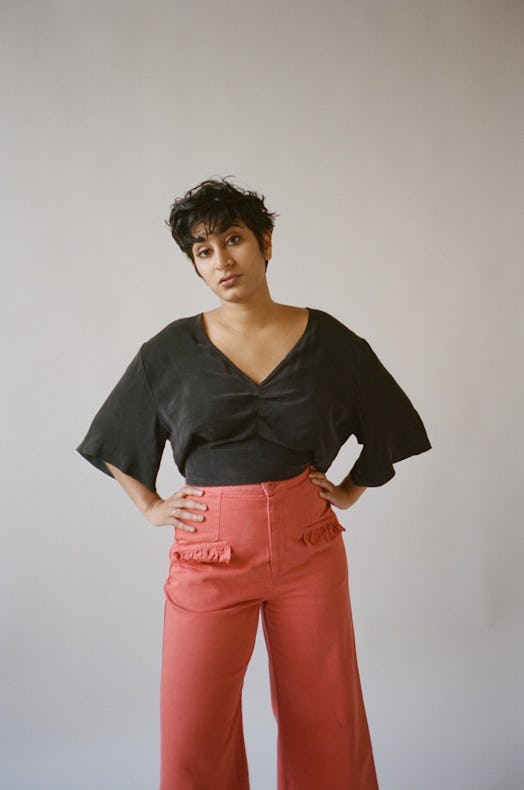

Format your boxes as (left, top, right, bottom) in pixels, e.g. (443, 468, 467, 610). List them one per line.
(104, 462, 207, 531)
(104, 461, 161, 517)
(338, 473, 368, 508)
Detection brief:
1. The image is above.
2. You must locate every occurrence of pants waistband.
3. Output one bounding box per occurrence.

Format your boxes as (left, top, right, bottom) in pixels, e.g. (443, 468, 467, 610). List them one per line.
(196, 466, 315, 499)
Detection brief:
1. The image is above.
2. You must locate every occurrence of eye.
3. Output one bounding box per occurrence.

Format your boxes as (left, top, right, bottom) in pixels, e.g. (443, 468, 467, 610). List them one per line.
(196, 247, 211, 258)
(226, 234, 241, 245)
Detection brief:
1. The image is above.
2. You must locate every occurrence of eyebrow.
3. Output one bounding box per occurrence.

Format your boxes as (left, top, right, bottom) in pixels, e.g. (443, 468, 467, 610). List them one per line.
(191, 223, 244, 245)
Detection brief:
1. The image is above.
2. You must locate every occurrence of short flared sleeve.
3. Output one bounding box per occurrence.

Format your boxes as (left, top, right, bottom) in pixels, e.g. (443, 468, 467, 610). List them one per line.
(349, 337, 431, 487)
(76, 345, 169, 492)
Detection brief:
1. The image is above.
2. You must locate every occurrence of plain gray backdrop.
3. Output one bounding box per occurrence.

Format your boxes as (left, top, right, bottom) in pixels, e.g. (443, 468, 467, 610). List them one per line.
(2, 1, 523, 788)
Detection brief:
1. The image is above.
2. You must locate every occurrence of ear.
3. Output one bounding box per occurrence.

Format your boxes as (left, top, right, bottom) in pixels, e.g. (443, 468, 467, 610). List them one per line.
(262, 230, 273, 261)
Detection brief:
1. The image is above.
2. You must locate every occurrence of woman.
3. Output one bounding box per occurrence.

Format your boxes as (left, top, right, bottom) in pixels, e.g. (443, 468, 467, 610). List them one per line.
(77, 177, 431, 790)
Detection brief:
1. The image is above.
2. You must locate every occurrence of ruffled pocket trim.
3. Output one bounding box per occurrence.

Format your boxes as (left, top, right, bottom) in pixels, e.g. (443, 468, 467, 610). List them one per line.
(301, 519, 346, 546)
(171, 540, 232, 564)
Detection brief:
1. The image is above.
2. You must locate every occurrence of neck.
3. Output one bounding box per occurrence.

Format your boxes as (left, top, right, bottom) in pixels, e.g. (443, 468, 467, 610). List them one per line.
(215, 286, 281, 334)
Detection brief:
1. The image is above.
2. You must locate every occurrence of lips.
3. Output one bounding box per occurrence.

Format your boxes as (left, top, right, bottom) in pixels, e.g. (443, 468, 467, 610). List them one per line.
(219, 274, 241, 285)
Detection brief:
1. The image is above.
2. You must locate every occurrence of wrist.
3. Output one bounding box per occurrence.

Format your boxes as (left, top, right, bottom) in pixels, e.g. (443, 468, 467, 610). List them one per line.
(143, 494, 163, 520)
(339, 475, 367, 504)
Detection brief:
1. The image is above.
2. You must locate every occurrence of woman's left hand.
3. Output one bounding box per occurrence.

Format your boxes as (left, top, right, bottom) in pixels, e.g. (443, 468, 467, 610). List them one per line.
(308, 469, 367, 510)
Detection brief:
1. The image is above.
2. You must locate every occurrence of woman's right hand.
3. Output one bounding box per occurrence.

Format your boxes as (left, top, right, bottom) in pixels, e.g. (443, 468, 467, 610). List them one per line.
(144, 485, 208, 532)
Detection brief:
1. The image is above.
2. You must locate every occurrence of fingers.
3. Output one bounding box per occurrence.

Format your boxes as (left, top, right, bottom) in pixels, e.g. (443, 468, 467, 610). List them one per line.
(308, 470, 332, 491)
(168, 485, 208, 532)
(183, 486, 205, 498)
(308, 470, 337, 505)
(170, 502, 207, 518)
(172, 520, 197, 533)
(169, 507, 204, 533)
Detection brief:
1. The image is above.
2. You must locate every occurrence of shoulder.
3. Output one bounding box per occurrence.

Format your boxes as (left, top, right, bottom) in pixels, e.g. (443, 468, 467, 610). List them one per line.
(140, 314, 200, 371)
(305, 309, 375, 381)
(144, 314, 199, 349)
(308, 307, 367, 351)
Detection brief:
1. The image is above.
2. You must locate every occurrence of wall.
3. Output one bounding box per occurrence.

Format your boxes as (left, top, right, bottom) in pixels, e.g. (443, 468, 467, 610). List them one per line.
(1, 1, 523, 787)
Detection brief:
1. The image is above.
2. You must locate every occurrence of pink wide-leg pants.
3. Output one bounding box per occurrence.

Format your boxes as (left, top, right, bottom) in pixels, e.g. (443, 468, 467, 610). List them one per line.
(160, 467, 379, 789)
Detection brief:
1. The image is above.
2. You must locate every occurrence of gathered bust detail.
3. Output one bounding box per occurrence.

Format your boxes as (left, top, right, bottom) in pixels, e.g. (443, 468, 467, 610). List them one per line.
(76, 307, 431, 491)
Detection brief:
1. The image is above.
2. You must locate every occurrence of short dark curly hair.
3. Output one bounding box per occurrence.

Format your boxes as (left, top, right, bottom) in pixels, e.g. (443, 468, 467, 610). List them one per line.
(166, 177, 277, 273)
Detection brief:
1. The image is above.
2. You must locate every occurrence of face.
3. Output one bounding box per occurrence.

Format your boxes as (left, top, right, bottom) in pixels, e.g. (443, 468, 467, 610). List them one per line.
(191, 221, 272, 303)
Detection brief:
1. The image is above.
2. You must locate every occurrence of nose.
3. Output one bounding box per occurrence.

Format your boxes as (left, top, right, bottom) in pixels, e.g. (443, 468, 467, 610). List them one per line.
(214, 246, 233, 270)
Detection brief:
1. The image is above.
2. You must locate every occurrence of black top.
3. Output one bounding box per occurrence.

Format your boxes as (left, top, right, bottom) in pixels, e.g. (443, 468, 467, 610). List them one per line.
(76, 308, 431, 490)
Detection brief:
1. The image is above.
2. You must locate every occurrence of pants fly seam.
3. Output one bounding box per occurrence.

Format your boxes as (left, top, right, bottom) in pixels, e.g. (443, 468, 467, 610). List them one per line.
(264, 488, 274, 591)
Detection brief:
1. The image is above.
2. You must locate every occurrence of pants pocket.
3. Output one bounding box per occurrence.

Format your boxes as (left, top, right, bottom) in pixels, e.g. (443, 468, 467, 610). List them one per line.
(171, 540, 232, 564)
(301, 516, 346, 546)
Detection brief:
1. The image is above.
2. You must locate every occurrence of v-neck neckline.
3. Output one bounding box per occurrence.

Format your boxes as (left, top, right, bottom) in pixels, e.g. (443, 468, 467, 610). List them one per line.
(195, 308, 313, 388)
